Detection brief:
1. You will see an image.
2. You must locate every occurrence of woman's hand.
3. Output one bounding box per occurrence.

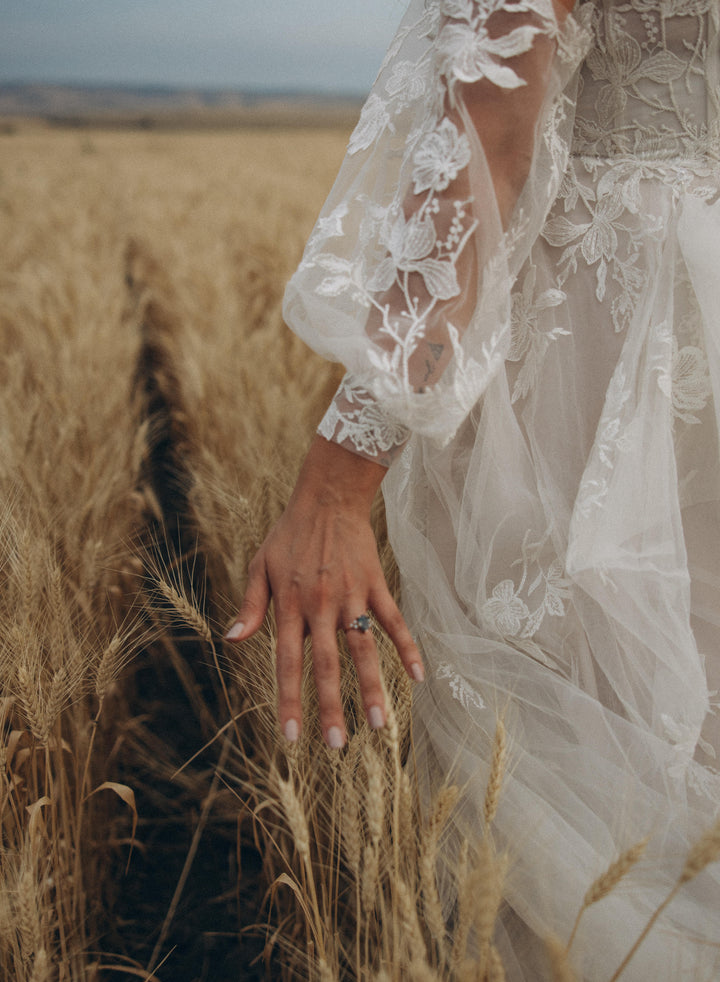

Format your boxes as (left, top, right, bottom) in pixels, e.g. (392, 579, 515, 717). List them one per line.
(224, 435, 424, 748)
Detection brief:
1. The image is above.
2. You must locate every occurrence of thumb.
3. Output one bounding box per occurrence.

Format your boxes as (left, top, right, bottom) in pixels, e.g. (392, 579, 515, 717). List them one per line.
(224, 557, 271, 642)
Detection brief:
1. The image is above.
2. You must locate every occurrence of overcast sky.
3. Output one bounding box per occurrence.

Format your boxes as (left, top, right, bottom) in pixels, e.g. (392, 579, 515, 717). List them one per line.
(2, 0, 407, 95)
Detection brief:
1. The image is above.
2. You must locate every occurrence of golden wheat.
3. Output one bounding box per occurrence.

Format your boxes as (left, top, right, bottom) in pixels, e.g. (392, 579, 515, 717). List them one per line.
(546, 934, 580, 982)
(4, 119, 720, 982)
(483, 717, 507, 831)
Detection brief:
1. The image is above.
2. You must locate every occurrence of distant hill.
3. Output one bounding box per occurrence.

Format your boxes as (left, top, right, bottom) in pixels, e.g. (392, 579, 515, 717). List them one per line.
(0, 82, 364, 129)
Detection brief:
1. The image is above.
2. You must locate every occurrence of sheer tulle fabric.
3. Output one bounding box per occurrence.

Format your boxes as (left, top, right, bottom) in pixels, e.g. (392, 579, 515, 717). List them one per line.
(284, 0, 589, 453)
(284, 1, 720, 977)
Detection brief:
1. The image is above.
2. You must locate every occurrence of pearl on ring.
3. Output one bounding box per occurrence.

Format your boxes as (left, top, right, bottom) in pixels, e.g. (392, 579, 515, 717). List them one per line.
(347, 613, 371, 633)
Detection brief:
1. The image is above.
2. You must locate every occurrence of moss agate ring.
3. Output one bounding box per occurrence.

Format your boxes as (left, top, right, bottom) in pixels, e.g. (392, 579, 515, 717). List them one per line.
(346, 613, 372, 633)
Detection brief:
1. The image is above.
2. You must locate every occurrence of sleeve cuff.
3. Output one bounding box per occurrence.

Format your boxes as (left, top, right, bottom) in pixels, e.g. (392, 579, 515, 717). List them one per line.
(318, 374, 410, 467)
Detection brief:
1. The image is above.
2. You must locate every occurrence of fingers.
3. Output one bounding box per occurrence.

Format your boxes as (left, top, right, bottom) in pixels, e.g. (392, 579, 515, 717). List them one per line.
(275, 612, 306, 744)
(369, 587, 425, 683)
(309, 621, 347, 748)
(225, 546, 425, 750)
(279, 608, 387, 750)
(344, 613, 386, 730)
(224, 554, 271, 642)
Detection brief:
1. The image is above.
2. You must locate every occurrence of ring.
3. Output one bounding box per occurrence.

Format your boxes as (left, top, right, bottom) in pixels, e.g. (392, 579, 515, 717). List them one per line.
(346, 613, 372, 633)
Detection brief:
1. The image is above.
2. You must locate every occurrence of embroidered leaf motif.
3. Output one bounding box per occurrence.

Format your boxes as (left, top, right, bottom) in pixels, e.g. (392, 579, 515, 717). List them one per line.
(437, 22, 541, 89)
(436, 662, 487, 711)
(414, 257, 462, 299)
(348, 94, 391, 154)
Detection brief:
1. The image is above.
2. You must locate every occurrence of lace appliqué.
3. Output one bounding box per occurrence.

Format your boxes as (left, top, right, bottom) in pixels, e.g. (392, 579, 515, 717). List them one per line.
(318, 377, 409, 464)
(574, 362, 635, 519)
(287, 0, 588, 456)
(436, 662, 487, 711)
(482, 530, 572, 670)
(544, 158, 667, 326)
(348, 0, 568, 157)
(506, 264, 568, 403)
(655, 331, 712, 426)
(574, 0, 720, 163)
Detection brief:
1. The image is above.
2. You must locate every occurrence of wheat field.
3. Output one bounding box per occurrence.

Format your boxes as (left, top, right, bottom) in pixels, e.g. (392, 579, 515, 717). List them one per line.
(1, 121, 718, 982)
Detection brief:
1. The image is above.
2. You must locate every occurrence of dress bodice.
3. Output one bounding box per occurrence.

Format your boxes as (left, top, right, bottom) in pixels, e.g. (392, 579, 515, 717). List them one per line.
(574, 0, 720, 159)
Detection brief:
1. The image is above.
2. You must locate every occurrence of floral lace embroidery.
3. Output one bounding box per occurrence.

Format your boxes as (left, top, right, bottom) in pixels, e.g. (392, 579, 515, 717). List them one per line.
(543, 158, 669, 322)
(289, 0, 588, 459)
(318, 378, 409, 463)
(482, 530, 572, 652)
(574, 361, 634, 519)
(506, 264, 568, 403)
(435, 662, 487, 710)
(574, 311, 712, 523)
(348, 0, 567, 156)
(574, 0, 720, 163)
(542, 157, 716, 336)
(302, 1, 719, 461)
(660, 340, 712, 425)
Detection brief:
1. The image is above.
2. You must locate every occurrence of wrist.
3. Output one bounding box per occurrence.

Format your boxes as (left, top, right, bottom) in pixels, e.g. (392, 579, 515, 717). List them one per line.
(291, 435, 386, 516)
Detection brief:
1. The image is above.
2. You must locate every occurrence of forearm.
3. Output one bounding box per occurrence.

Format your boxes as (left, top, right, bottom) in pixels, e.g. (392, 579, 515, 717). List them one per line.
(290, 434, 388, 517)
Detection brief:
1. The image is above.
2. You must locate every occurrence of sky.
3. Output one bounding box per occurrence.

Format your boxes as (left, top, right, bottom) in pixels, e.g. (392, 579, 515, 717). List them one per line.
(2, 0, 408, 95)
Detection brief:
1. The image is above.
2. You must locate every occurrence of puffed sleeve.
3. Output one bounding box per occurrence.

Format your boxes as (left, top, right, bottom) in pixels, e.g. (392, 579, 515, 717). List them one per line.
(282, 0, 590, 464)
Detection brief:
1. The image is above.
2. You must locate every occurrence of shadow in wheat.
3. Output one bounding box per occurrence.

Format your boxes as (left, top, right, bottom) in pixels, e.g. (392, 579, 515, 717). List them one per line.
(106, 238, 266, 982)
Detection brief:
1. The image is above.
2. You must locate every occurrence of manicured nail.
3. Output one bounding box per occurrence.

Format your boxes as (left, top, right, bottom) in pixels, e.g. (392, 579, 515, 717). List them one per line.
(224, 621, 244, 642)
(283, 718, 299, 743)
(327, 726, 344, 749)
(410, 662, 425, 683)
(368, 705, 385, 730)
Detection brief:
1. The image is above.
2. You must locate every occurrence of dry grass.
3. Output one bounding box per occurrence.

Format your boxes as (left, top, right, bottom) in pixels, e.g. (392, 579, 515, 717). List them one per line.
(1, 120, 719, 982)
(0, 123, 149, 979)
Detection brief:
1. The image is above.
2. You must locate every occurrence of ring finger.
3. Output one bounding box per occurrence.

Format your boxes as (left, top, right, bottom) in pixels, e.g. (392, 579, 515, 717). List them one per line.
(343, 606, 386, 730)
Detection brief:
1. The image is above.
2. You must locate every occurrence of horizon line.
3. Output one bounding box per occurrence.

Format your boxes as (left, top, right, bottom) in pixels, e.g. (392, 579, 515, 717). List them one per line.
(0, 79, 368, 101)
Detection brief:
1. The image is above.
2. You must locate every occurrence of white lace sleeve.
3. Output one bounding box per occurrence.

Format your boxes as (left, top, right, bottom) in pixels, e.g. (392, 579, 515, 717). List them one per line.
(285, 0, 590, 461)
(318, 374, 411, 466)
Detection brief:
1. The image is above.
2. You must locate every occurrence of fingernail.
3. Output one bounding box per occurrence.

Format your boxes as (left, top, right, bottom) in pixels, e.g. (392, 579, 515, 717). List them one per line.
(411, 662, 425, 683)
(327, 726, 344, 749)
(284, 718, 299, 743)
(224, 621, 244, 642)
(368, 705, 385, 730)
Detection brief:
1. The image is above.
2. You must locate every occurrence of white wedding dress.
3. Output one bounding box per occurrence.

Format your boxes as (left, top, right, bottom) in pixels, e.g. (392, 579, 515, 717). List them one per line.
(283, 1, 720, 978)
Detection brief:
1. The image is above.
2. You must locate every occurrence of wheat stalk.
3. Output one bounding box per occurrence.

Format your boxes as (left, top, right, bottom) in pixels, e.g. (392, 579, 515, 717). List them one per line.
(95, 634, 123, 702)
(679, 816, 720, 884)
(29, 948, 50, 982)
(363, 745, 385, 847)
(16, 664, 45, 745)
(487, 943, 507, 982)
(276, 771, 311, 863)
(567, 836, 649, 950)
(41, 668, 68, 744)
(396, 877, 426, 960)
(16, 868, 42, 968)
(483, 717, 507, 830)
(398, 769, 415, 862)
(156, 578, 212, 644)
(545, 934, 579, 982)
(420, 801, 450, 955)
(608, 816, 720, 981)
(340, 766, 362, 872)
(451, 839, 472, 971)
(475, 839, 508, 977)
(317, 956, 336, 982)
(361, 842, 380, 915)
